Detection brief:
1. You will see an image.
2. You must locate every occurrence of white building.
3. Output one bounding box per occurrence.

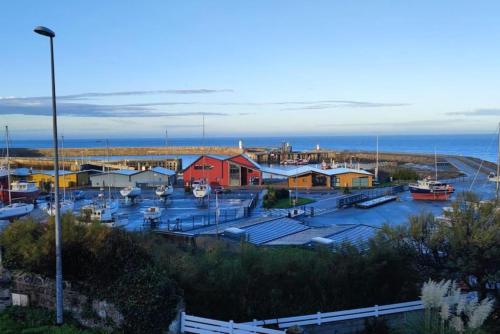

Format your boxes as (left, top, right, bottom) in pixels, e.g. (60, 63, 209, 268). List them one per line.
(90, 167, 176, 188)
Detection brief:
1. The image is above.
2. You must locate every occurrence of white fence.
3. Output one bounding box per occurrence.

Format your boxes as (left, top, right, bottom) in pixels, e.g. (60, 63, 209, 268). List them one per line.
(241, 300, 424, 329)
(181, 300, 424, 333)
(181, 313, 285, 334)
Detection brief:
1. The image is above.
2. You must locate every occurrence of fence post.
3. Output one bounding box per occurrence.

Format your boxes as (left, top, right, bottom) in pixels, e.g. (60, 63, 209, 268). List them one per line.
(317, 311, 322, 325)
(253, 319, 258, 334)
(229, 320, 234, 334)
(180, 311, 186, 333)
(374, 304, 379, 317)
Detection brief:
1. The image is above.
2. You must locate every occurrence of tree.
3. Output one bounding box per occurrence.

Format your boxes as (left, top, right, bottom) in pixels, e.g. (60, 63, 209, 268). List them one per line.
(380, 193, 500, 298)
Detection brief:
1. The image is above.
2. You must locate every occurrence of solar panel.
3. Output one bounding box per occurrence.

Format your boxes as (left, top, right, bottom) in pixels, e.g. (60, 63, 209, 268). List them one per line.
(244, 218, 309, 245)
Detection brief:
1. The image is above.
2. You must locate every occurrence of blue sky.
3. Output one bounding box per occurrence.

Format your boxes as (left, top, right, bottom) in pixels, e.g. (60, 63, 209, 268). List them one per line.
(2, 1, 500, 139)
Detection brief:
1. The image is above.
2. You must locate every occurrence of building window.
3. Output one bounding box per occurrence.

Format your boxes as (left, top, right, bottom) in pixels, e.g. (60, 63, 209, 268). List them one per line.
(352, 176, 369, 187)
(312, 174, 327, 186)
(194, 164, 214, 170)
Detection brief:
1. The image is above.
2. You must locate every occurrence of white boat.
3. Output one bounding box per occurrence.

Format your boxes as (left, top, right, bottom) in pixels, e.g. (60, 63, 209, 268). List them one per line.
(143, 206, 162, 222)
(488, 172, 500, 182)
(44, 199, 74, 216)
(155, 184, 173, 197)
(81, 204, 114, 222)
(120, 186, 141, 198)
(0, 203, 34, 220)
(193, 182, 211, 198)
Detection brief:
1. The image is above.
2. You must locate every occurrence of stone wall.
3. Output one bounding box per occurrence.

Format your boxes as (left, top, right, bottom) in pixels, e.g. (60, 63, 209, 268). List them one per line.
(9, 271, 123, 330)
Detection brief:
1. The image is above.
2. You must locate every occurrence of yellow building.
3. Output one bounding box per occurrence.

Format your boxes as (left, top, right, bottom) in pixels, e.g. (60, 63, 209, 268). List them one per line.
(264, 166, 373, 189)
(29, 171, 89, 189)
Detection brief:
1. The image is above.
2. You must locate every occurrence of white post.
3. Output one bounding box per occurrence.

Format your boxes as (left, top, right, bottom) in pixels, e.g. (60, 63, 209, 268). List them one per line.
(374, 304, 379, 317)
(317, 311, 322, 325)
(180, 311, 186, 333)
(229, 320, 234, 334)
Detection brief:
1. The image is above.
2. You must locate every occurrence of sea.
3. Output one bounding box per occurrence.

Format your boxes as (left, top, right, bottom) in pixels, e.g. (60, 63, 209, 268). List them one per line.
(2, 134, 499, 163)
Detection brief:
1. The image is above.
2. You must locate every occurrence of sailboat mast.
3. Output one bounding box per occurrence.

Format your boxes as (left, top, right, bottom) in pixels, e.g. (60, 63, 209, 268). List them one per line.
(106, 139, 111, 201)
(202, 114, 205, 182)
(375, 135, 379, 181)
(434, 147, 438, 181)
(61, 135, 66, 200)
(5, 126, 11, 205)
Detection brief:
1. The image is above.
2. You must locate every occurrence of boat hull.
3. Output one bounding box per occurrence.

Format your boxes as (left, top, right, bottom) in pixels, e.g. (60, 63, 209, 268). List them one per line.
(120, 187, 141, 198)
(0, 189, 40, 204)
(410, 192, 451, 200)
(0, 203, 34, 220)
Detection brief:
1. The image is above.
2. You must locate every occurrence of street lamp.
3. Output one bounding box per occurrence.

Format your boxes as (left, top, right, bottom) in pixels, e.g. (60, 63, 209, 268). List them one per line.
(34, 25, 63, 325)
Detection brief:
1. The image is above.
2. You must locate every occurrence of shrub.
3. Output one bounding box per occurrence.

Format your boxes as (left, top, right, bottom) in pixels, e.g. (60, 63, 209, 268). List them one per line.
(0, 217, 182, 334)
(391, 168, 418, 181)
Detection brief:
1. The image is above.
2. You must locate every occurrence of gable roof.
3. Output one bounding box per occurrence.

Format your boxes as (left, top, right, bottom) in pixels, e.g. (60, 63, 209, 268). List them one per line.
(260, 166, 373, 177)
(182, 155, 227, 171)
(183, 154, 262, 172)
(227, 154, 262, 170)
(150, 166, 176, 176)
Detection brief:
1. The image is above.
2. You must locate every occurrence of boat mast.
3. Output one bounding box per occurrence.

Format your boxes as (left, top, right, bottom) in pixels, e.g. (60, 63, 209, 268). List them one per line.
(106, 139, 111, 201)
(5, 126, 11, 205)
(434, 147, 438, 181)
(375, 135, 379, 181)
(202, 114, 205, 183)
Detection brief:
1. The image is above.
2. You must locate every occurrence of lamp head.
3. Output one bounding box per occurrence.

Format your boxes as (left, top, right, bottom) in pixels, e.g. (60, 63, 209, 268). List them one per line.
(34, 26, 55, 38)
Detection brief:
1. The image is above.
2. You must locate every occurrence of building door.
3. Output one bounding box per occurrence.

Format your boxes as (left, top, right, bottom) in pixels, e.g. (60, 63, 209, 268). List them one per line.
(241, 167, 248, 186)
(229, 163, 241, 186)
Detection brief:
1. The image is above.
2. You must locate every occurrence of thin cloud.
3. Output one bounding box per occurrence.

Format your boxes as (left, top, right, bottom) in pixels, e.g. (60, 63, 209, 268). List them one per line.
(0, 89, 409, 117)
(0, 89, 233, 102)
(446, 108, 500, 116)
(280, 100, 409, 111)
(0, 100, 228, 117)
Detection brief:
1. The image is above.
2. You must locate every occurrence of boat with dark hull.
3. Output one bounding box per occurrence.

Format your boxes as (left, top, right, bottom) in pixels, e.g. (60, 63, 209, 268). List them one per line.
(409, 179, 454, 200)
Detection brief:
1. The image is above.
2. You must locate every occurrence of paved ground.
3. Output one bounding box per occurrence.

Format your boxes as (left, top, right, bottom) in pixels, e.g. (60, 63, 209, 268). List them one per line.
(30, 188, 257, 231)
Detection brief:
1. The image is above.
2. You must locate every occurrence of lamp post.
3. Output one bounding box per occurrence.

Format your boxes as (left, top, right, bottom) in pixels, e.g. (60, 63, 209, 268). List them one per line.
(34, 25, 63, 325)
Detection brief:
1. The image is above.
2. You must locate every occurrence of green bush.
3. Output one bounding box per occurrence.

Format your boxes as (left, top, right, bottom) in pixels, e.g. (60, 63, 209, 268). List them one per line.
(391, 168, 418, 181)
(0, 217, 182, 334)
(263, 187, 290, 208)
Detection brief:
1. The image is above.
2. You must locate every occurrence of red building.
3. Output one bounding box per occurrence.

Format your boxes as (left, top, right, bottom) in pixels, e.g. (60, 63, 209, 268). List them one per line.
(183, 154, 262, 187)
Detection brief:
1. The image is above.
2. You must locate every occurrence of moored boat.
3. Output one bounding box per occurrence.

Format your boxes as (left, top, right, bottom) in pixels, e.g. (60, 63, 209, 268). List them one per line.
(155, 184, 174, 198)
(0, 181, 40, 204)
(44, 199, 74, 216)
(193, 182, 211, 199)
(0, 202, 34, 220)
(409, 179, 454, 200)
(143, 206, 162, 222)
(120, 185, 141, 199)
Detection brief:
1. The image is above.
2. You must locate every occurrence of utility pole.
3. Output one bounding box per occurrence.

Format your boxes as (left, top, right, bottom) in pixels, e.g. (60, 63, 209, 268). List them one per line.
(496, 122, 500, 202)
